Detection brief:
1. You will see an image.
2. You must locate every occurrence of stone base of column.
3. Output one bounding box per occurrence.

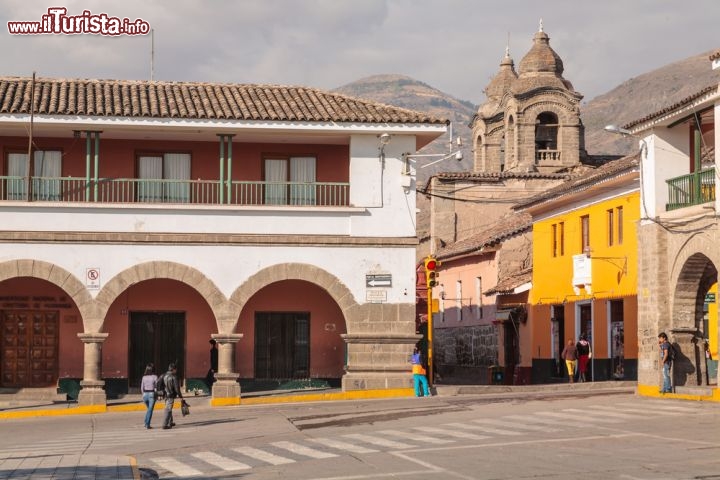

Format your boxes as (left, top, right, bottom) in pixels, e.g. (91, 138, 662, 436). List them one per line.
(212, 373, 241, 400)
(342, 371, 413, 391)
(77, 381, 106, 406)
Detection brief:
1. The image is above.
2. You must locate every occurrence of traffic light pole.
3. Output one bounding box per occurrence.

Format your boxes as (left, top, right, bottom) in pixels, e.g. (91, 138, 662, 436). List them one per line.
(427, 283, 434, 387)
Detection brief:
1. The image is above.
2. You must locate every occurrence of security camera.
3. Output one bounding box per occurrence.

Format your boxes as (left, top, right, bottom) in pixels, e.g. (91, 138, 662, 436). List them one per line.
(454, 151, 463, 161)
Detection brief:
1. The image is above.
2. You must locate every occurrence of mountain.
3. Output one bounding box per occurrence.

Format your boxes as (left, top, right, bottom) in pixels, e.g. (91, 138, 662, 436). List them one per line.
(333, 74, 476, 177)
(582, 50, 719, 156)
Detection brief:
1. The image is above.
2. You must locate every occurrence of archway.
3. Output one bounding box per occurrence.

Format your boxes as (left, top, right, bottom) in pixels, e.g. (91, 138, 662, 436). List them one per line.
(672, 252, 718, 387)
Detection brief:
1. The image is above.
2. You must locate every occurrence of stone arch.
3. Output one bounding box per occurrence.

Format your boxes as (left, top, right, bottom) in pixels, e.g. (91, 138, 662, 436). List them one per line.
(0, 259, 93, 329)
(229, 263, 358, 333)
(670, 243, 718, 387)
(94, 261, 229, 333)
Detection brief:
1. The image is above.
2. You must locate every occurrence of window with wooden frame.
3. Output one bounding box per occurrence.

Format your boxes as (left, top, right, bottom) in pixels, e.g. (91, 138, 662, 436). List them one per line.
(551, 224, 558, 257)
(264, 156, 317, 205)
(137, 152, 191, 203)
(559, 222, 565, 256)
(616, 206, 623, 245)
(607, 209, 614, 246)
(580, 215, 590, 253)
(6, 150, 62, 201)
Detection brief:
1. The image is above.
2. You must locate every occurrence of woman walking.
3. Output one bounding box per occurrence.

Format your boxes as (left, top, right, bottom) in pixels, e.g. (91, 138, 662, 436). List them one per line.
(561, 339, 578, 384)
(140, 364, 158, 429)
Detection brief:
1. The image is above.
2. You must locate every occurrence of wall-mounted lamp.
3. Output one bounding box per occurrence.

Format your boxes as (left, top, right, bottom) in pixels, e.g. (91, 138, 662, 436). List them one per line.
(378, 133, 391, 156)
(604, 125, 632, 136)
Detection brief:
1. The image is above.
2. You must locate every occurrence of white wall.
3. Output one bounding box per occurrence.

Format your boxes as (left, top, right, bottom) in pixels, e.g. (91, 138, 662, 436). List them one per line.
(646, 128, 688, 217)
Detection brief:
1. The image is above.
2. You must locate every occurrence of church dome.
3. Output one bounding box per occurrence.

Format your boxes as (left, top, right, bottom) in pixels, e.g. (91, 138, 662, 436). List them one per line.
(485, 49, 518, 100)
(513, 26, 576, 95)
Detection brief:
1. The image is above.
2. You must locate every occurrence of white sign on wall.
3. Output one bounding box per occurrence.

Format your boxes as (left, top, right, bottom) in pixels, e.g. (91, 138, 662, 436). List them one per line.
(572, 254, 592, 295)
(86, 268, 101, 289)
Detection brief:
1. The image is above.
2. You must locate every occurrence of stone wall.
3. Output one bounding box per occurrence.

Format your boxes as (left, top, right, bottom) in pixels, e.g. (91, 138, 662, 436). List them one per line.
(433, 324, 498, 369)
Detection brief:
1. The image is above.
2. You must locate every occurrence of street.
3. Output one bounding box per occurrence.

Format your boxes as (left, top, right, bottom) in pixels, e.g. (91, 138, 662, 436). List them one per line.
(1, 393, 719, 479)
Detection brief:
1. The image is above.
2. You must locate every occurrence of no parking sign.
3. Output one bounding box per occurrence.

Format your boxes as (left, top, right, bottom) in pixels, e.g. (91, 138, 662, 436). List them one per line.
(86, 268, 100, 289)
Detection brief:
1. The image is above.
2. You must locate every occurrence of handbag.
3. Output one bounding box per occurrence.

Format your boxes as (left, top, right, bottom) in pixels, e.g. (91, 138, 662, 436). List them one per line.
(180, 399, 190, 416)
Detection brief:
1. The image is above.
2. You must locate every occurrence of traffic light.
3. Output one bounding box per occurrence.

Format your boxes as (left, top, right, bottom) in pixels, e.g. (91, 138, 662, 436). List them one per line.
(424, 256, 440, 288)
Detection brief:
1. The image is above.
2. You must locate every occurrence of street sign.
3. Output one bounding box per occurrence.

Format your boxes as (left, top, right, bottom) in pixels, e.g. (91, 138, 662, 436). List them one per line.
(85, 267, 100, 289)
(366, 290, 387, 303)
(366, 274, 392, 288)
(705, 292, 716, 303)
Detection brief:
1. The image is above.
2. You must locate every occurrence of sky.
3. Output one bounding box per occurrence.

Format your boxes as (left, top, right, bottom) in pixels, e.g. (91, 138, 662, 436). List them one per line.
(2, 0, 718, 105)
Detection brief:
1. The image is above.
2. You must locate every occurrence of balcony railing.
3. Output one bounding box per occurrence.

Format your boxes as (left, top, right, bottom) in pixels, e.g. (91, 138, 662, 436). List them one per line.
(0, 177, 350, 207)
(666, 167, 715, 211)
(536, 150, 561, 162)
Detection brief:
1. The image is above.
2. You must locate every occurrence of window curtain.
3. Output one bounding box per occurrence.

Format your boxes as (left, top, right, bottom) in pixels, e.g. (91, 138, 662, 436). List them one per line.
(34, 150, 61, 201)
(264, 159, 287, 205)
(7, 153, 28, 200)
(138, 156, 162, 202)
(290, 156, 316, 205)
(163, 153, 190, 203)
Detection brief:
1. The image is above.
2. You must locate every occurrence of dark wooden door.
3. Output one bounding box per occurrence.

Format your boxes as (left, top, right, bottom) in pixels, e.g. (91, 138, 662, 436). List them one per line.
(129, 312, 185, 387)
(255, 312, 309, 379)
(1, 310, 59, 387)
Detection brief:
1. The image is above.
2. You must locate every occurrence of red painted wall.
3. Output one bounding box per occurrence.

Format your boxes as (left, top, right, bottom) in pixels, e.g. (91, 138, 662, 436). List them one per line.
(102, 279, 216, 378)
(0, 136, 349, 181)
(236, 279, 347, 379)
(0, 278, 84, 378)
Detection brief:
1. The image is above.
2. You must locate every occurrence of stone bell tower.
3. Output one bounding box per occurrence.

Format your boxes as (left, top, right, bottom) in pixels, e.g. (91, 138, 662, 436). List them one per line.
(471, 22, 586, 174)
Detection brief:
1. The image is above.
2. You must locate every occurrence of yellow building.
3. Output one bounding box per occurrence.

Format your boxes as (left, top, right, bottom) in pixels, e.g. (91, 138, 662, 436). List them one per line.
(515, 155, 639, 382)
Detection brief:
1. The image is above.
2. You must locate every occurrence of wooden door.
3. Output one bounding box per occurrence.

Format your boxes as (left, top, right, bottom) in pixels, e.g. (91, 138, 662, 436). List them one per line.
(1, 310, 59, 387)
(255, 312, 309, 379)
(128, 312, 185, 387)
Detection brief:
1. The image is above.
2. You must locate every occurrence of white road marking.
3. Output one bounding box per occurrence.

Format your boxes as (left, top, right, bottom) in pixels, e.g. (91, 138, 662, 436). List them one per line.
(342, 433, 412, 449)
(232, 446, 296, 465)
(473, 418, 560, 432)
(546, 410, 621, 423)
(504, 413, 587, 429)
(271, 440, 339, 459)
(308, 437, 378, 454)
(378, 429, 455, 444)
(445, 422, 521, 436)
(414, 426, 490, 440)
(191, 451, 251, 471)
(563, 407, 639, 419)
(593, 405, 682, 416)
(152, 456, 203, 477)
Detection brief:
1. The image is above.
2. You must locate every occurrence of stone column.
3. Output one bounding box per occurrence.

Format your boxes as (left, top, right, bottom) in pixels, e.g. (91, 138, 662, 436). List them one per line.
(210, 333, 243, 399)
(77, 332, 109, 406)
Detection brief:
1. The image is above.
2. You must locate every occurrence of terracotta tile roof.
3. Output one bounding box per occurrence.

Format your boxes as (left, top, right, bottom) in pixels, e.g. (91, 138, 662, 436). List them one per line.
(622, 84, 719, 130)
(422, 170, 569, 193)
(0, 76, 446, 124)
(710, 50, 720, 62)
(435, 212, 532, 261)
(484, 268, 532, 295)
(513, 154, 639, 211)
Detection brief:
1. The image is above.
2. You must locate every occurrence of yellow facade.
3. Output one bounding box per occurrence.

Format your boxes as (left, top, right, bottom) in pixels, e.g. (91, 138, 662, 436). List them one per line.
(529, 190, 640, 381)
(531, 192, 639, 304)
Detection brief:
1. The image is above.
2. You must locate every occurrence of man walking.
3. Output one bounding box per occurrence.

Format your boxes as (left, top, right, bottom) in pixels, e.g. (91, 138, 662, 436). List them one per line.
(658, 332, 673, 393)
(162, 363, 183, 429)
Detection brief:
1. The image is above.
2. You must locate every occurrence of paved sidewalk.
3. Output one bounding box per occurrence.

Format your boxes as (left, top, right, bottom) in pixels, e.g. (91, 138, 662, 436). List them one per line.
(0, 454, 137, 480)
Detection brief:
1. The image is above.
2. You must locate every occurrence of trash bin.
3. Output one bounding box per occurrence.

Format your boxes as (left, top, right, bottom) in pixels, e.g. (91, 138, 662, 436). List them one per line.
(489, 366, 504, 385)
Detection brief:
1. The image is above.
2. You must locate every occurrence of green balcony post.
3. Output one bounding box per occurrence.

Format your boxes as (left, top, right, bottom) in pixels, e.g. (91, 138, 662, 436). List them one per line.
(85, 132, 91, 202)
(93, 132, 100, 202)
(227, 135, 233, 204)
(218, 135, 225, 204)
(694, 128, 702, 204)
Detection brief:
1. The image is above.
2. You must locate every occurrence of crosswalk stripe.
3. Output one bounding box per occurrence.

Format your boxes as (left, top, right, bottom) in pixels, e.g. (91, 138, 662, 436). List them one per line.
(593, 405, 681, 416)
(191, 451, 251, 471)
(414, 426, 490, 440)
(505, 413, 587, 429)
(342, 433, 411, 449)
(308, 437, 378, 454)
(152, 456, 203, 477)
(568, 407, 639, 419)
(445, 422, 521, 436)
(271, 441, 339, 459)
(232, 446, 296, 465)
(473, 418, 559, 432)
(378, 429, 455, 444)
(542, 411, 620, 423)
(617, 402, 695, 412)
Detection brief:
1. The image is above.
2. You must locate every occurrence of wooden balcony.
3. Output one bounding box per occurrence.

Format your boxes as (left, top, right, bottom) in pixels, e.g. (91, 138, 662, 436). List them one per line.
(666, 167, 715, 211)
(0, 177, 350, 207)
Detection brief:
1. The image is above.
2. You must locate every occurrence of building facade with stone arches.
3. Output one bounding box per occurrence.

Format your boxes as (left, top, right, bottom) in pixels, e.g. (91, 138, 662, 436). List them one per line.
(627, 53, 719, 399)
(0, 76, 445, 405)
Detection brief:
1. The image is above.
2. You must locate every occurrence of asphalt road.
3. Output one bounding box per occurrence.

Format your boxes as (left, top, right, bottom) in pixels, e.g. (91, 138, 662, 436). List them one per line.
(2, 393, 719, 479)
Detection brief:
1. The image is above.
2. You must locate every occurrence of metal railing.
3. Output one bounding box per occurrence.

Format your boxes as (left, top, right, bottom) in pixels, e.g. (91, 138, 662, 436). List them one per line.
(666, 167, 716, 211)
(0, 177, 350, 207)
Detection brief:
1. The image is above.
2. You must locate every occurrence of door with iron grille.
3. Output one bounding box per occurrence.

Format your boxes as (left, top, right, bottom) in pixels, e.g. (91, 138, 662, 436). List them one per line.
(129, 312, 185, 387)
(1, 310, 59, 387)
(255, 312, 309, 379)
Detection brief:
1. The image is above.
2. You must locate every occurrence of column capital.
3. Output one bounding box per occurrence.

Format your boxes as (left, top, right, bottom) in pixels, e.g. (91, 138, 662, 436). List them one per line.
(211, 333, 243, 344)
(77, 332, 109, 343)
